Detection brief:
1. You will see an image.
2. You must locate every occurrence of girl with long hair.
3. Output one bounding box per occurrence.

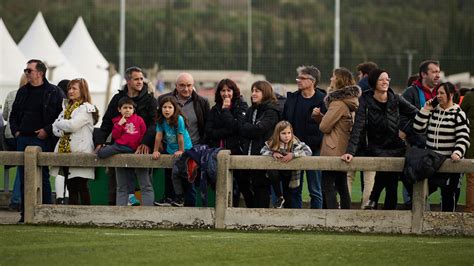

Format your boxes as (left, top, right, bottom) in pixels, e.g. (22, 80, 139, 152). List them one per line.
(261, 121, 312, 208)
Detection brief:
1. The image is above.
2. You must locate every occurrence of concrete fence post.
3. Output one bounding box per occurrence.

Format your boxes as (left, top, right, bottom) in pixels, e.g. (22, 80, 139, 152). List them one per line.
(411, 178, 428, 234)
(215, 150, 231, 229)
(24, 146, 42, 224)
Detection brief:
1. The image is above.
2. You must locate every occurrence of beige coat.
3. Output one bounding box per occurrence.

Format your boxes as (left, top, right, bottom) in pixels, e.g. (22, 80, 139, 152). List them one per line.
(318, 85, 361, 156)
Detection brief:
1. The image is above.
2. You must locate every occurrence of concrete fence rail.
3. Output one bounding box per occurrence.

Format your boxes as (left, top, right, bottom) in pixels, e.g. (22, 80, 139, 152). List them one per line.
(1, 147, 473, 235)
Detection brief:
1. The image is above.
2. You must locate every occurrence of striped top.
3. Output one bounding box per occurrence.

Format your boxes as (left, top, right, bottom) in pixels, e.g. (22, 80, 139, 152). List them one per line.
(413, 104, 470, 157)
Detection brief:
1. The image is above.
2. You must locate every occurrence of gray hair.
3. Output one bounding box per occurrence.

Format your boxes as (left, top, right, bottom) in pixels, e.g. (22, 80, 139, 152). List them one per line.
(296, 65, 321, 86)
(125, 66, 144, 81)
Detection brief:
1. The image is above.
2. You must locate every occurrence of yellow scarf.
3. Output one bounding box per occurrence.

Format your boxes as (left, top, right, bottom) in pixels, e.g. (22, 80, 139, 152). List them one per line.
(57, 101, 82, 153)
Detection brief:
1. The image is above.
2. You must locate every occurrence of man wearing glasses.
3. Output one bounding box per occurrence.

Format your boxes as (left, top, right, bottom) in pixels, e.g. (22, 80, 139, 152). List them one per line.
(155, 72, 210, 207)
(282, 65, 326, 209)
(9, 59, 64, 223)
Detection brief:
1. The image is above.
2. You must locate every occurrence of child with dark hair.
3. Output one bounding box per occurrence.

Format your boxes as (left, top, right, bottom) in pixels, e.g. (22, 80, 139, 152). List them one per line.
(97, 97, 146, 158)
(153, 96, 193, 207)
(97, 97, 149, 206)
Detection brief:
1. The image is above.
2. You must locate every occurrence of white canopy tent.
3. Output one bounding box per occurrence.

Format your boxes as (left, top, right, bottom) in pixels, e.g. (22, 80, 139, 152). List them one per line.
(60, 16, 122, 116)
(17, 12, 91, 86)
(0, 18, 27, 107)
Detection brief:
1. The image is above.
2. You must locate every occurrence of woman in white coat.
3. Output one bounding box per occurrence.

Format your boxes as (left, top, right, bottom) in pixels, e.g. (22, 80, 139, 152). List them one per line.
(52, 78, 99, 205)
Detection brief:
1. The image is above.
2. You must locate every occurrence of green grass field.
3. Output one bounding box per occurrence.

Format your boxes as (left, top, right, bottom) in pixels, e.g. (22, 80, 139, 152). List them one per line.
(0, 225, 473, 265)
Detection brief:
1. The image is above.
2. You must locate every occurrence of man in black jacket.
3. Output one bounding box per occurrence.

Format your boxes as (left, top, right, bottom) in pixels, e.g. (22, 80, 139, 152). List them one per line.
(154, 73, 210, 207)
(10, 59, 64, 222)
(94, 66, 157, 206)
(282, 65, 326, 209)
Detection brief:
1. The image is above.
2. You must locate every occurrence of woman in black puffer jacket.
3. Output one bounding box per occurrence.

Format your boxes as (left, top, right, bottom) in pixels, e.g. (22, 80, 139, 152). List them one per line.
(205, 79, 248, 154)
(341, 69, 418, 210)
(239, 80, 280, 208)
(205, 79, 248, 207)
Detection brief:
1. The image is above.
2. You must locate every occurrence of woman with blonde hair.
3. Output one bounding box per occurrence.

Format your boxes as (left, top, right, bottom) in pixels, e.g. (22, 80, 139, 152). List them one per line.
(313, 68, 361, 209)
(51, 78, 99, 205)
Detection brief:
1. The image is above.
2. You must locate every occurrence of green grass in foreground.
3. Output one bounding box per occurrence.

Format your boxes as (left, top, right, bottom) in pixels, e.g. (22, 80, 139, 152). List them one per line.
(0, 225, 473, 265)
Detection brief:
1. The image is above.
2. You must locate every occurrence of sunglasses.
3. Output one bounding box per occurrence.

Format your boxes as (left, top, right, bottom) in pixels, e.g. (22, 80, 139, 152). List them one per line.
(23, 68, 37, 74)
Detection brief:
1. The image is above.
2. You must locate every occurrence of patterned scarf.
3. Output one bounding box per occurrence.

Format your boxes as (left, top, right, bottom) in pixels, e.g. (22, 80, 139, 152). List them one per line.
(57, 101, 82, 153)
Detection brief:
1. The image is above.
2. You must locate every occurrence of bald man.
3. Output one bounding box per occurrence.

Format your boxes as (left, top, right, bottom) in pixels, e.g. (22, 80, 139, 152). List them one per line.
(155, 73, 210, 207)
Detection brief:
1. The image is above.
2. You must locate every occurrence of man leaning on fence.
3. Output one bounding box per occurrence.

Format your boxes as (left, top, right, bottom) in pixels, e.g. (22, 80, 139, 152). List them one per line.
(9, 59, 65, 223)
(94, 66, 157, 206)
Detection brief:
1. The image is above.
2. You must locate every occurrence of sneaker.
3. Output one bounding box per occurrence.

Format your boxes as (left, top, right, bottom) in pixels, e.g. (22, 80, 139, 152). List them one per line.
(153, 197, 173, 207)
(171, 196, 184, 207)
(274, 197, 285, 209)
(128, 194, 140, 206)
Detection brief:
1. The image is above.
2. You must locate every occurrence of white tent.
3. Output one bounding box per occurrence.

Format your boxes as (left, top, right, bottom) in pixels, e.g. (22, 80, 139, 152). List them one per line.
(0, 18, 27, 106)
(17, 12, 86, 85)
(60, 17, 122, 115)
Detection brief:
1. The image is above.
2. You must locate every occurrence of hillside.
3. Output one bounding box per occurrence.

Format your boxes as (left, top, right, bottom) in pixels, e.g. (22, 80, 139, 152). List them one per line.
(1, 0, 472, 86)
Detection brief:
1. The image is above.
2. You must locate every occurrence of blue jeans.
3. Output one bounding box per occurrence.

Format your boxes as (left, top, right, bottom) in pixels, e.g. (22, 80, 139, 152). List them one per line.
(17, 136, 53, 217)
(10, 170, 21, 204)
(5, 138, 21, 205)
(291, 150, 322, 209)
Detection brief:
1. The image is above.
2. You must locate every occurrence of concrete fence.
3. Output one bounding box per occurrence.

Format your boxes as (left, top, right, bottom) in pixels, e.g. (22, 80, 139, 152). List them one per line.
(2, 147, 474, 235)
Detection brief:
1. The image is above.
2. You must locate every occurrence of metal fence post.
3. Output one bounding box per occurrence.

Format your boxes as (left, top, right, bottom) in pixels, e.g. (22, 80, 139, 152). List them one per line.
(24, 146, 42, 224)
(215, 150, 231, 229)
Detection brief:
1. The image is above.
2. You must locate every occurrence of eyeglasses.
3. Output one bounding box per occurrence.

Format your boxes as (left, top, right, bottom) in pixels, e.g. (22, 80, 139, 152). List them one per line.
(23, 68, 37, 74)
(296, 76, 315, 81)
(177, 83, 193, 89)
(378, 78, 391, 82)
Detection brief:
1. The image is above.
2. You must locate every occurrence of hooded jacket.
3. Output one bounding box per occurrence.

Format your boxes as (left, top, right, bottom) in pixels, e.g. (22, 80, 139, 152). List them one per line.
(319, 85, 361, 156)
(413, 103, 470, 158)
(240, 101, 280, 155)
(94, 83, 157, 147)
(51, 102, 98, 180)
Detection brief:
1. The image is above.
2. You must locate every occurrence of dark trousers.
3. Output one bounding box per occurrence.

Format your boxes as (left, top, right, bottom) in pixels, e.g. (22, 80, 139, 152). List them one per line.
(237, 170, 270, 208)
(369, 171, 399, 210)
(322, 171, 351, 209)
(66, 177, 91, 205)
(17, 136, 53, 219)
(267, 170, 292, 208)
(429, 173, 461, 212)
(163, 168, 196, 206)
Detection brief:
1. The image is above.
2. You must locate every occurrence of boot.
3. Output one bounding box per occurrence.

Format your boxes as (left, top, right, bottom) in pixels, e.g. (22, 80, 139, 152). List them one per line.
(364, 200, 377, 210)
